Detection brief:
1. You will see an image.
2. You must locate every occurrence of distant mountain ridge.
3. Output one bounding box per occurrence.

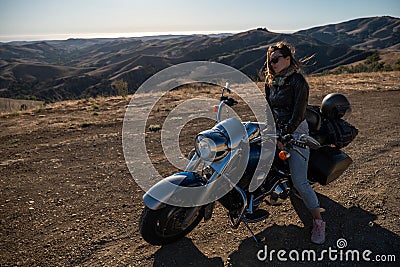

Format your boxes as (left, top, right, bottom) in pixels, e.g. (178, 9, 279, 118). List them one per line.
(296, 16, 400, 50)
(0, 16, 399, 102)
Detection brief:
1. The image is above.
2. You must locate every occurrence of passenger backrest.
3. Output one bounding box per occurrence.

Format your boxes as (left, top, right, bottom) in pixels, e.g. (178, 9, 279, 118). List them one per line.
(305, 105, 322, 133)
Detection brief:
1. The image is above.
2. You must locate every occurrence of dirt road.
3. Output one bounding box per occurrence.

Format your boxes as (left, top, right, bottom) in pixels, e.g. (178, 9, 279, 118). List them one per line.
(1, 72, 399, 266)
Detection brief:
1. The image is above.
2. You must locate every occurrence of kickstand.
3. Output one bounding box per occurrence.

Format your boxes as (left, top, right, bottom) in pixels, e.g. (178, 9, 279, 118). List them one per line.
(243, 221, 260, 245)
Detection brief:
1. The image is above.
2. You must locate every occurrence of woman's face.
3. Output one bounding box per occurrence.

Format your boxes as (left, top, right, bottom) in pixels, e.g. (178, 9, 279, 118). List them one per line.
(270, 50, 291, 74)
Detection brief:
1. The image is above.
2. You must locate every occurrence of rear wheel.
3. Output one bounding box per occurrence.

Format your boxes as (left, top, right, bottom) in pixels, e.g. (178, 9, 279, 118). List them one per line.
(139, 205, 203, 245)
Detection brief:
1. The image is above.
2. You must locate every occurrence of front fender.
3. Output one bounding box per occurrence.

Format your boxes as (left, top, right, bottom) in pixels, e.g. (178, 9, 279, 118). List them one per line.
(143, 172, 208, 210)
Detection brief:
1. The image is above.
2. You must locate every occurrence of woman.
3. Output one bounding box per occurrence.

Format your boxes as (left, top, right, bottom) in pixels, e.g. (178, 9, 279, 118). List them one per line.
(264, 41, 325, 244)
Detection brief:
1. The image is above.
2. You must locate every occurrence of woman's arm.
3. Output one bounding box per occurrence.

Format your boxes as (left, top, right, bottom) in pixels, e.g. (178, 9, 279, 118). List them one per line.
(286, 73, 309, 133)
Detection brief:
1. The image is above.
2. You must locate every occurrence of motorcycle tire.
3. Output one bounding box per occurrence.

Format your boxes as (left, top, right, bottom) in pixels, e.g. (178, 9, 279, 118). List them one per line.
(139, 205, 204, 245)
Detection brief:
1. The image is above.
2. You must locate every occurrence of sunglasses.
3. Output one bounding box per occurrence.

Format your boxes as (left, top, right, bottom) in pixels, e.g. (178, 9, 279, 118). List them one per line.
(270, 55, 284, 64)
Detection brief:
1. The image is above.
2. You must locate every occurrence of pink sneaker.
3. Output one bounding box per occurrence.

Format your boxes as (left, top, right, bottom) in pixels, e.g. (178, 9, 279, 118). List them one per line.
(311, 219, 326, 244)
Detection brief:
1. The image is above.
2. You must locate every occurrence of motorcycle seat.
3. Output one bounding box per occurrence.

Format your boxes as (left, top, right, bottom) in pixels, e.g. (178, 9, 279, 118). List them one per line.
(306, 105, 322, 133)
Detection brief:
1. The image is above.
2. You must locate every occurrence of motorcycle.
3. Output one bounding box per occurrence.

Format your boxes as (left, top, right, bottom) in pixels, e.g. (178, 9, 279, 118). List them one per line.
(139, 83, 357, 245)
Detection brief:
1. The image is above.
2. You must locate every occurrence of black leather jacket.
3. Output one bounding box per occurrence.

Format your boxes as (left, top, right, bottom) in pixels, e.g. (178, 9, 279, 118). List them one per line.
(265, 72, 309, 134)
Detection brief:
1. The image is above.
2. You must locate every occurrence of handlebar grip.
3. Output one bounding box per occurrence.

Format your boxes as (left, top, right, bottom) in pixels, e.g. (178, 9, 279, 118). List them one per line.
(224, 98, 237, 107)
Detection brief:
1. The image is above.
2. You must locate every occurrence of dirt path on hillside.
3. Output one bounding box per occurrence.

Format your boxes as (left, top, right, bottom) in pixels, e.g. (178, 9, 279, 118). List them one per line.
(0, 75, 399, 266)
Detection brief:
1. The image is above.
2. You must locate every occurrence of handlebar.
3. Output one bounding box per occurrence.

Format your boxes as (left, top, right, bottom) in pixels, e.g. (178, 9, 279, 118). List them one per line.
(281, 134, 307, 149)
(216, 83, 237, 122)
(253, 131, 320, 150)
(220, 96, 238, 107)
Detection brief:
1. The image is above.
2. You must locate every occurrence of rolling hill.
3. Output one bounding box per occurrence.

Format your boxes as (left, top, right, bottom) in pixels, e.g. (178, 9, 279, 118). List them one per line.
(296, 16, 400, 50)
(0, 16, 399, 102)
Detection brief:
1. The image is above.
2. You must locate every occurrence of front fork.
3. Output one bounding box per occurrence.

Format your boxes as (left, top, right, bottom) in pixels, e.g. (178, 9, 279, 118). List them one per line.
(183, 154, 215, 222)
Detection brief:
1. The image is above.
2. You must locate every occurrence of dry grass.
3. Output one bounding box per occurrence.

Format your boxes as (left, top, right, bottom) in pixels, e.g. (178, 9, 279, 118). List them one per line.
(1, 71, 398, 137)
(0, 98, 44, 113)
(308, 71, 400, 93)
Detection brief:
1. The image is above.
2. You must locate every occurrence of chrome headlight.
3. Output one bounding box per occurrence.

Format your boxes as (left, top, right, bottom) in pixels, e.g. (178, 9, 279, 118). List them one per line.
(194, 130, 229, 162)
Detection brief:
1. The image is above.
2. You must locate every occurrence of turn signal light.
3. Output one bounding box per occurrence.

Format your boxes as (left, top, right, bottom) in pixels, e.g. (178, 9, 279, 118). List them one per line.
(278, 150, 290, 161)
(212, 105, 218, 112)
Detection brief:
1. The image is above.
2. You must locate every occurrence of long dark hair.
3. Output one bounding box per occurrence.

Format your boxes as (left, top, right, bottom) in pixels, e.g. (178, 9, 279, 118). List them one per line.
(265, 41, 301, 85)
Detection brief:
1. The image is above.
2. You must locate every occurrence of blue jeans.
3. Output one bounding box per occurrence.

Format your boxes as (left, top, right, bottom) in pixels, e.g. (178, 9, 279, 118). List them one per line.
(288, 145, 320, 210)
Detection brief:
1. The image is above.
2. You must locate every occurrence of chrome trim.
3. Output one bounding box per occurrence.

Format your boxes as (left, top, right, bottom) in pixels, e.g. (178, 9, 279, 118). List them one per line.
(208, 147, 239, 180)
(244, 122, 261, 141)
(195, 130, 229, 162)
(247, 194, 254, 214)
(185, 153, 201, 172)
(213, 118, 246, 149)
(216, 101, 225, 123)
(253, 178, 289, 204)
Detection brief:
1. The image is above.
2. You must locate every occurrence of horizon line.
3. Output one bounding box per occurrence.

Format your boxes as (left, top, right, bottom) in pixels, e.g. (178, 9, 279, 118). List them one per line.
(0, 29, 297, 43)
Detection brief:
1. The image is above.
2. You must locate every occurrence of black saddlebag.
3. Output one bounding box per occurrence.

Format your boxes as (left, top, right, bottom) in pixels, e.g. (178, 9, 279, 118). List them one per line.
(306, 105, 358, 149)
(308, 147, 352, 185)
(317, 119, 358, 149)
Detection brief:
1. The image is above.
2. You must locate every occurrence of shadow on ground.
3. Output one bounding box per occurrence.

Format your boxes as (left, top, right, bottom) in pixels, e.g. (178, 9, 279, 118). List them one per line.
(228, 194, 400, 266)
(153, 237, 223, 267)
(152, 194, 399, 266)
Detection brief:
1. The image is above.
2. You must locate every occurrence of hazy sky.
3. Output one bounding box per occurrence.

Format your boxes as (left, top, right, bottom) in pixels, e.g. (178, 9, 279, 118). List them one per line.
(0, 0, 399, 41)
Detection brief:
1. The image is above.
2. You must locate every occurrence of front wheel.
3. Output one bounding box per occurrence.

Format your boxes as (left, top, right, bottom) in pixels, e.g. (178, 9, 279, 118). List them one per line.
(139, 205, 204, 245)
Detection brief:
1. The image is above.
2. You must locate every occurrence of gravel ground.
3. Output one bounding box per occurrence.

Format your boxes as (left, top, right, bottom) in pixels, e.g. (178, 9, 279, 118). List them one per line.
(1, 72, 399, 266)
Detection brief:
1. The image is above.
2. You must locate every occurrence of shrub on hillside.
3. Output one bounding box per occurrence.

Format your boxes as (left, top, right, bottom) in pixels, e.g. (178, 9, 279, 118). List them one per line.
(332, 53, 395, 74)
